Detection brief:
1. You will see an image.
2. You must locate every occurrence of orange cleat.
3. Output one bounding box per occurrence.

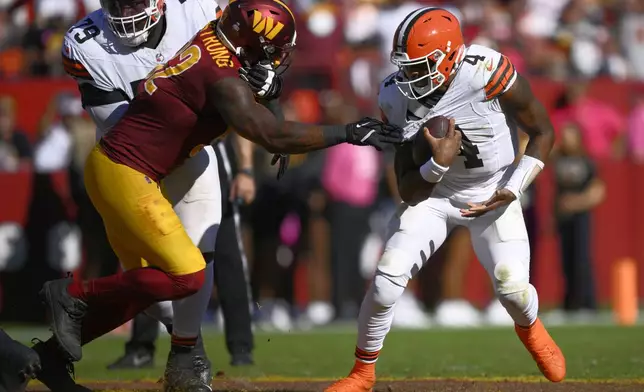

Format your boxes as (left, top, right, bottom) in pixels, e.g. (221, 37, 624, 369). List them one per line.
(515, 318, 566, 382)
(325, 361, 376, 392)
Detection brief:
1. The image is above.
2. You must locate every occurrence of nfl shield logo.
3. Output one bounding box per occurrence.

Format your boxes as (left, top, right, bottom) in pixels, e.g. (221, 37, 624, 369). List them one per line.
(156, 53, 164, 63)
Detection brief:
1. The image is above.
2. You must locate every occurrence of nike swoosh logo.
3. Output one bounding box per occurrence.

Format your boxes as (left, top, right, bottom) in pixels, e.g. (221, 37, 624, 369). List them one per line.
(132, 355, 151, 367)
(486, 61, 494, 72)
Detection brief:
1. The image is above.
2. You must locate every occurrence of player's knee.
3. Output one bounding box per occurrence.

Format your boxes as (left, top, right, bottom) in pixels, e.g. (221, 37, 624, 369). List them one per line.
(373, 249, 413, 306)
(168, 269, 205, 298)
(493, 260, 531, 308)
(373, 273, 406, 307)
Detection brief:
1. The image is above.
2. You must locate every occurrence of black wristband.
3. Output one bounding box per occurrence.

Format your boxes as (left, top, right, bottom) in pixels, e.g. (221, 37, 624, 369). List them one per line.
(239, 167, 254, 177)
(322, 125, 348, 147)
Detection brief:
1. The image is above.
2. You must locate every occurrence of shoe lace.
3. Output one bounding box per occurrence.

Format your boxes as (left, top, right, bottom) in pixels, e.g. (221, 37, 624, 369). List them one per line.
(66, 362, 76, 379)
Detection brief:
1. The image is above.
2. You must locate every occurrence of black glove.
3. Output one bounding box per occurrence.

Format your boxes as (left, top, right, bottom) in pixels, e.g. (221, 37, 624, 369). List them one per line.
(270, 153, 290, 180)
(239, 61, 283, 100)
(345, 117, 404, 151)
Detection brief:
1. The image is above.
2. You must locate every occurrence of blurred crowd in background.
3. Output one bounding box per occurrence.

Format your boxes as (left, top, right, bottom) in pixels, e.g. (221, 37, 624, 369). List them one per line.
(0, 0, 643, 331)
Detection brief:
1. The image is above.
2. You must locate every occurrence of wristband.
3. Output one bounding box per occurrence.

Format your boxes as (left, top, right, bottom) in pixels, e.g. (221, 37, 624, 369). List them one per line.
(504, 155, 544, 199)
(322, 125, 348, 147)
(239, 167, 254, 177)
(419, 157, 449, 183)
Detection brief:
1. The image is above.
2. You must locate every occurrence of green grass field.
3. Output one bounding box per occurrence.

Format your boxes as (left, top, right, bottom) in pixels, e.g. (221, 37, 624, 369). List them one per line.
(11, 324, 644, 384)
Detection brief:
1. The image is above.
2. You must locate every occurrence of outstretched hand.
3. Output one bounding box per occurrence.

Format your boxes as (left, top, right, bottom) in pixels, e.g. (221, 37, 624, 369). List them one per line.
(460, 188, 517, 217)
(345, 117, 404, 151)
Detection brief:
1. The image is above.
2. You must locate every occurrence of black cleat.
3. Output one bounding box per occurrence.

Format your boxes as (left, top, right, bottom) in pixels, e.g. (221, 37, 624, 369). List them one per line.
(107, 349, 154, 370)
(40, 278, 88, 362)
(0, 329, 41, 392)
(163, 336, 212, 392)
(230, 351, 254, 367)
(32, 339, 92, 392)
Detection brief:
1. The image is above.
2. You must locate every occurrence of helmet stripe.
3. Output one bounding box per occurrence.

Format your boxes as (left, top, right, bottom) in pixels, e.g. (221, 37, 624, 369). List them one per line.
(394, 7, 439, 51)
(273, 0, 295, 20)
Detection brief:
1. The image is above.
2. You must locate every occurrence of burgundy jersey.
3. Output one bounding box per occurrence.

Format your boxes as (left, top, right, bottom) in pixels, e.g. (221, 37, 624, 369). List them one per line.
(100, 22, 241, 181)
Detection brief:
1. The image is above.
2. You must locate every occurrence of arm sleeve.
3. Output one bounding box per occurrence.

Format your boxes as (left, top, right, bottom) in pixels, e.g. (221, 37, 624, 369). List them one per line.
(62, 32, 114, 91)
(62, 36, 94, 81)
(483, 53, 517, 101)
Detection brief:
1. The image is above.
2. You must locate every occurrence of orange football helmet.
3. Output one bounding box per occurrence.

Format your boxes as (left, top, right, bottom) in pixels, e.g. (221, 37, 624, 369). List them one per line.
(390, 7, 465, 99)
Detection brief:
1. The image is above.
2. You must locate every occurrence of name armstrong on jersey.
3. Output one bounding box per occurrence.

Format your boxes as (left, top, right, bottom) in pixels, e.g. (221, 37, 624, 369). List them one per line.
(199, 26, 234, 68)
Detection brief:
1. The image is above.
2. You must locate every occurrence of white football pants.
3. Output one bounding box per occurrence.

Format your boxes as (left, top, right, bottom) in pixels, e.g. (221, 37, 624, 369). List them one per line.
(357, 196, 538, 358)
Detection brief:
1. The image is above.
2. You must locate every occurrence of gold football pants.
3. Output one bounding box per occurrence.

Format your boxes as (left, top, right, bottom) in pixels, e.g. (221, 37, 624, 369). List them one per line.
(83, 146, 205, 276)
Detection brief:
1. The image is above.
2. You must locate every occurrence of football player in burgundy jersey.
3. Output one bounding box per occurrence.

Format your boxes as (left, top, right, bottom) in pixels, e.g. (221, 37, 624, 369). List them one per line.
(36, 0, 404, 386)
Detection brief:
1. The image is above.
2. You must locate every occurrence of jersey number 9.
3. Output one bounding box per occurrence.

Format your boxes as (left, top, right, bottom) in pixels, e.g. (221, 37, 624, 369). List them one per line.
(73, 18, 100, 44)
(144, 45, 202, 95)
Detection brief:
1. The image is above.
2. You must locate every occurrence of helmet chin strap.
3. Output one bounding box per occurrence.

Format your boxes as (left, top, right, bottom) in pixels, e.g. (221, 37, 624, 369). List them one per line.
(121, 30, 149, 47)
(412, 83, 431, 96)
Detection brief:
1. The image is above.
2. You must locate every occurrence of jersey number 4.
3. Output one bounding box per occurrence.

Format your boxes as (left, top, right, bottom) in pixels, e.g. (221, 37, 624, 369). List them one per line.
(144, 45, 202, 95)
(456, 126, 484, 169)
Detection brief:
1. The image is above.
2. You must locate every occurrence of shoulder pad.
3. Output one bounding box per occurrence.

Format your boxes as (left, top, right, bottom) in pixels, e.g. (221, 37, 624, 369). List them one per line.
(460, 45, 517, 101)
(377, 73, 401, 111)
(62, 13, 112, 86)
(195, 0, 223, 19)
(169, 0, 222, 22)
(62, 35, 93, 81)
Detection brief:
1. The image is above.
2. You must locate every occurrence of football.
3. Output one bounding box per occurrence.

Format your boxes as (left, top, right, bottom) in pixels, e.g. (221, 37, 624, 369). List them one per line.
(412, 115, 451, 166)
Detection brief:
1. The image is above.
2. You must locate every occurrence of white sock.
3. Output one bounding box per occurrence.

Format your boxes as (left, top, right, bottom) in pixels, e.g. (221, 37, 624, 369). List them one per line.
(171, 261, 215, 339)
(501, 284, 539, 327)
(355, 275, 404, 362)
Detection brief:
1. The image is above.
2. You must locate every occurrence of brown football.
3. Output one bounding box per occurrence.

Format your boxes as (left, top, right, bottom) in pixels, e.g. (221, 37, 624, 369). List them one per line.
(412, 115, 451, 166)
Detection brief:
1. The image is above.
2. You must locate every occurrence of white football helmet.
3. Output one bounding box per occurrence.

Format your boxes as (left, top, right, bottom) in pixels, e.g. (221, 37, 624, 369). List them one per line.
(100, 0, 166, 47)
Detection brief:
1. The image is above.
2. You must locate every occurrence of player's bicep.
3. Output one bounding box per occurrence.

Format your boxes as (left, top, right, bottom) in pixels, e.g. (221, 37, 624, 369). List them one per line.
(484, 54, 517, 101)
(209, 77, 278, 147)
(499, 73, 552, 137)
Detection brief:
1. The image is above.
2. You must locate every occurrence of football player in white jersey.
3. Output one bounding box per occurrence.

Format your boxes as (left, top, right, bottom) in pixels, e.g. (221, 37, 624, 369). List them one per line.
(326, 8, 565, 392)
(31, 0, 222, 391)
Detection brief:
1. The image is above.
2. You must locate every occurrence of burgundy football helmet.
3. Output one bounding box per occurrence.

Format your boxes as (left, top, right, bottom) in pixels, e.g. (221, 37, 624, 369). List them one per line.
(216, 0, 297, 73)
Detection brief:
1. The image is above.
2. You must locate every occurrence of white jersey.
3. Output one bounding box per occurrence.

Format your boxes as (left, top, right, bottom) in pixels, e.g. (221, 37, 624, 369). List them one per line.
(62, 0, 220, 107)
(379, 44, 519, 203)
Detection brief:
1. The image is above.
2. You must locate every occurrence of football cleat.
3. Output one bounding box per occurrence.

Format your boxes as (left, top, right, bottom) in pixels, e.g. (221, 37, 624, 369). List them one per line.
(40, 277, 88, 362)
(163, 336, 213, 392)
(32, 339, 92, 392)
(0, 329, 41, 392)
